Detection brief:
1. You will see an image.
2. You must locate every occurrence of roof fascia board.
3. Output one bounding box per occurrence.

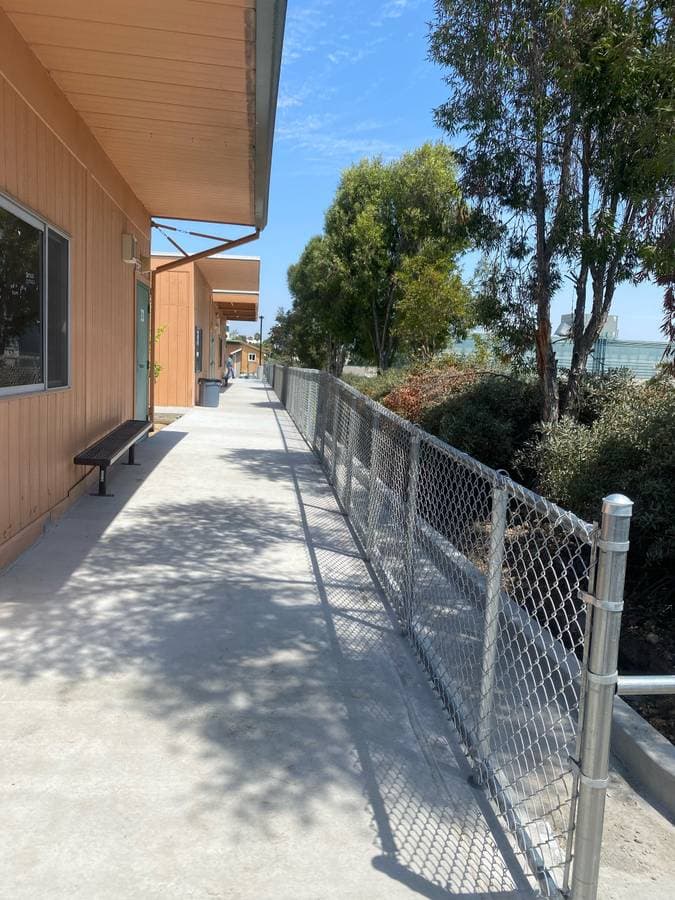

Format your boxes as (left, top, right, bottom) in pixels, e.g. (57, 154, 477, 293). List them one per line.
(254, 0, 287, 230)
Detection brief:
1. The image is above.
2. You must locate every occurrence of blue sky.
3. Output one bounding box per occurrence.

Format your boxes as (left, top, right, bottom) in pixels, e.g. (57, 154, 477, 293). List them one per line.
(152, 0, 665, 342)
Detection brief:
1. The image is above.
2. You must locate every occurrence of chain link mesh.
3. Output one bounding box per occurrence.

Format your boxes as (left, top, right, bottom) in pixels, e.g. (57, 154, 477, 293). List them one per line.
(265, 363, 596, 897)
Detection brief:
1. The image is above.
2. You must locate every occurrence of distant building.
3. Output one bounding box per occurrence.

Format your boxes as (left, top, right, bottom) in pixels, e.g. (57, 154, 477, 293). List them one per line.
(557, 314, 619, 340)
(151, 255, 260, 408)
(226, 340, 263, 378)
(554, 337, 670, 379)
(449, 324, 671, 380)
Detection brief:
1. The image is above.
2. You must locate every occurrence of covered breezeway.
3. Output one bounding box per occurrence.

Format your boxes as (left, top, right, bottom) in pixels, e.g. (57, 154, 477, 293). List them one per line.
(0, 378, 532, 899)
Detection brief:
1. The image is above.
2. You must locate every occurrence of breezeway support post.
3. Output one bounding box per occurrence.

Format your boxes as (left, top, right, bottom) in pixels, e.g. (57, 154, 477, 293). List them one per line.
(571, 494, 632, 900)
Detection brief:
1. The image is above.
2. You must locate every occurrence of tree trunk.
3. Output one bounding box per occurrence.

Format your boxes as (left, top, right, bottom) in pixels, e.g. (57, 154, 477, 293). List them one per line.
(565, 341, 593, 415)
(564, 195, 634, 415)
(533, 124, 559, 423)
(563, 127, 592, 416)
(335, 347, 347, 378)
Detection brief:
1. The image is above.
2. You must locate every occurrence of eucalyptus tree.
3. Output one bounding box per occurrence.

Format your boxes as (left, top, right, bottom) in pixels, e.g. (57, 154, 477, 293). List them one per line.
(553, 0, 674, 409)
(430, 0, 674, 420)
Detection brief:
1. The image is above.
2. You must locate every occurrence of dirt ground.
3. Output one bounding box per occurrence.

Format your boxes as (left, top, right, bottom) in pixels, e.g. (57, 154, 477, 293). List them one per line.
(598, 761, 675, 899)
(619, 600, 675, 744)
(150, 413, 183, 435)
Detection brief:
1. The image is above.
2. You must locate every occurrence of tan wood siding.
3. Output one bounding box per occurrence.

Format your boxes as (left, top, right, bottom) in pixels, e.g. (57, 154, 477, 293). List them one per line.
(153, 264, 194, 409)
(0, 37, 149, 556)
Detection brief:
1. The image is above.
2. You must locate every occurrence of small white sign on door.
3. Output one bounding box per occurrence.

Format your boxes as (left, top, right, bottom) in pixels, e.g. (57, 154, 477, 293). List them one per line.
(140, 309, 145, 322)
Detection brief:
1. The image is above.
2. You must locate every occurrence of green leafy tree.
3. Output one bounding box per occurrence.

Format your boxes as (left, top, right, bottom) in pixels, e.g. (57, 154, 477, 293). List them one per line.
(285, 235, 356, 375)
(268, 308, 297, 363)
(267, 305, 326, 367)
(556, 0, 675, 410)
(430, 0, 567, 421)
(393, 243, 472, 360)
(324, 142, 469, 370)
(429, 0, 674, 420)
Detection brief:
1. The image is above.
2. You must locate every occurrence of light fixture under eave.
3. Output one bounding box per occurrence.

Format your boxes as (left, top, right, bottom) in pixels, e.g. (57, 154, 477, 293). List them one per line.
(122, 233, 139, 267)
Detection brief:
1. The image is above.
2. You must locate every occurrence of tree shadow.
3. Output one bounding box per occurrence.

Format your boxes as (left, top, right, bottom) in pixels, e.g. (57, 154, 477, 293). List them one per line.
(0, 387, 534, 898)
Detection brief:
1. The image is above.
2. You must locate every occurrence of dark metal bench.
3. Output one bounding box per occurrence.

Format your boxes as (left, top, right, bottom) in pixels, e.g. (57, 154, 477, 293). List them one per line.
(74, 419, 152, 496)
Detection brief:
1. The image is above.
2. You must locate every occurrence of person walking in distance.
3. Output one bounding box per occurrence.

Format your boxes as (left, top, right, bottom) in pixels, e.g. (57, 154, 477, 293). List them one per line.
(224, 355, 235, 386)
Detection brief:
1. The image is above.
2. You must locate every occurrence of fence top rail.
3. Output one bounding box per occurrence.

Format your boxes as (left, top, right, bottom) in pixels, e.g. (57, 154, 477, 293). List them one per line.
(269, 362, 595, 544)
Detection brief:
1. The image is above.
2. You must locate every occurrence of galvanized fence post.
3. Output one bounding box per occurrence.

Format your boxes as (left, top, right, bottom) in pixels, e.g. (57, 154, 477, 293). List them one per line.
(402, 433, 421, 632)
(319, 373, 328, 462)
(330, 380, 340, 486)
(474, 481, 508, 782)
(343, 399, 356, 513)
(366, 408, 381, 558)
(292, 370, 298, 422)
(309, 374, 319, 452)
(305, 375, 313, 441)
(571, 494, 632, 900)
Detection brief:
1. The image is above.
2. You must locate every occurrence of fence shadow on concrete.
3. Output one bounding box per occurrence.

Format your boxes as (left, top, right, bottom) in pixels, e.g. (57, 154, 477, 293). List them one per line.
(0, 391, 533, 899)
(220, 391, 535, 898)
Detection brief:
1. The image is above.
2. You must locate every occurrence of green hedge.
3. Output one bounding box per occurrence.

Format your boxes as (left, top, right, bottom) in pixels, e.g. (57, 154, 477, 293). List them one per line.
(422, 374, 542, 474)
(522, 374, 675, 614)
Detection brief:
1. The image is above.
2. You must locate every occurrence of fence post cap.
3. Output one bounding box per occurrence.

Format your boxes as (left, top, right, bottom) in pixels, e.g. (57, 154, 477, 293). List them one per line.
(602, 494, 633, 516)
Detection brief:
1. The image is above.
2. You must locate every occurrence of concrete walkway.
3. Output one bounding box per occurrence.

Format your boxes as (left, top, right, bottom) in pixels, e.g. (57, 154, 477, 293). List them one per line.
(2, 379, 673, 899)
(0, 380, 542, 898)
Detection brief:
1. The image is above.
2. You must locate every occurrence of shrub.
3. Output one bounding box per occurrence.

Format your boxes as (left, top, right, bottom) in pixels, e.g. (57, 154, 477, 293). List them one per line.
(566, 369, 637, 426)
(341, 368, 409, 402)
(383, 361, 481, 423)
(522, 375, 675, 614)
(425, 374, 542, 474)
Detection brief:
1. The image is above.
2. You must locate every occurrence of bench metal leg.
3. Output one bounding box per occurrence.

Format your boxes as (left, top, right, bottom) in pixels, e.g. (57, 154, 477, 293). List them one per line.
(93, 466, 113, 497)
(123, 445, 140, 466)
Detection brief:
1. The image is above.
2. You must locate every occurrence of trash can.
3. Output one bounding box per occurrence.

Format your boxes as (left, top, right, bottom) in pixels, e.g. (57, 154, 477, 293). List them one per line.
(197, 377, 221, 408)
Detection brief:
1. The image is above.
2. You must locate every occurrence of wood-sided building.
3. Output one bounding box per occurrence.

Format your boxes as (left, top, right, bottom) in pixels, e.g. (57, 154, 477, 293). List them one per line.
(0, 1, 286, 567)
(152, 254, 260, 408)
(225, 339, 263, 377)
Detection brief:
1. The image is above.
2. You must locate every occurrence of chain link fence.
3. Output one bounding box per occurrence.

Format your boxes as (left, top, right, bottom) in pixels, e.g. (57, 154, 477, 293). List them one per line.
(264, 363, 620, 899)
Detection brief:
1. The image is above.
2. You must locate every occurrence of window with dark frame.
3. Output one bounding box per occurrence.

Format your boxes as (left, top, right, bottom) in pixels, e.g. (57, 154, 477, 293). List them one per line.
(0, 195, 69, 394)
(47, 230, 69, 389)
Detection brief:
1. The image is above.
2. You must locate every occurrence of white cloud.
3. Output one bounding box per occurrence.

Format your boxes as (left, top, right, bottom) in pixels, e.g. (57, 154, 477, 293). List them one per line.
(282, 1, 331, 65)
(277, 93, 303, 110)
(277, 113, 400, 165)
(370, 0, 420, 27)
(326, 47, 370, 65)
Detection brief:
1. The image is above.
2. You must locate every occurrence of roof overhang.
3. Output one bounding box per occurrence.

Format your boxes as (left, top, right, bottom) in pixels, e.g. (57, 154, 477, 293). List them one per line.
(3, 1, 287, 228)
(213, 292, 259, 322)
(152, 253, 260, 321)
(201, 254, 260, 321)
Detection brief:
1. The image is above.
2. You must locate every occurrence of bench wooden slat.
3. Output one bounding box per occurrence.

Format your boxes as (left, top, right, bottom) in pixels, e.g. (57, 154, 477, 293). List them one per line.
(74, 419, 151, 468)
